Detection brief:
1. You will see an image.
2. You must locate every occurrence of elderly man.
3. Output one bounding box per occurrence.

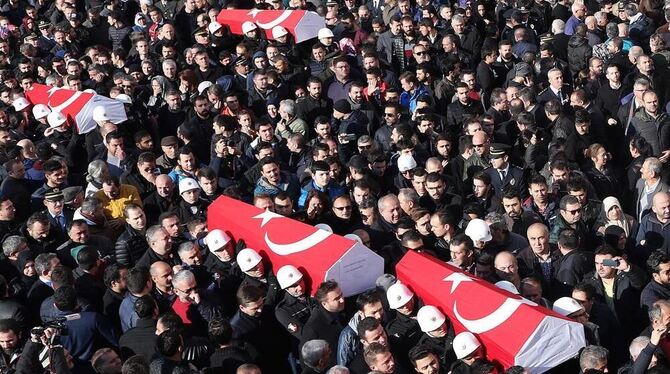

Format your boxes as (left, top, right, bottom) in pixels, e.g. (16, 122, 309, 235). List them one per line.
(302, 340, 332, 374)
(143, 174, 177, 223)
(276, 99, 308, 139)
(135, 225, 177, 268)
(516, 223, 559, 294)
(494, 251, 521, 290)
(565, 2, 586, 35)
(635, 157, 669, 220)
(171, 269, 221, 337)
(637, 192, 670, 254)
(579, 345, 609, 373)
(371, 194, 403, 246)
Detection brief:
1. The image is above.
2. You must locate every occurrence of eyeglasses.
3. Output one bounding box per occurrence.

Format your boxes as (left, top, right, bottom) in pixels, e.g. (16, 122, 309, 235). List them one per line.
(122, 84, 133, 88)
(358, 144, 372, 149)
(564, 207, 582, 215)
(472, 144, 485, 148)
(414, 51, 426, 56)
(176, 285, 197, 294)
(334, 205, 353, 211)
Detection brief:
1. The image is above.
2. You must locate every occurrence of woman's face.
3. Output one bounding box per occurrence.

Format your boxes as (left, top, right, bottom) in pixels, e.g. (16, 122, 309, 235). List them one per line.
(23, 261, 36, 277)
(607, 205, 622, 220)
(152, 80, 162, 95)
(594, 148, 608, 167)
(267, 104, 278, 117)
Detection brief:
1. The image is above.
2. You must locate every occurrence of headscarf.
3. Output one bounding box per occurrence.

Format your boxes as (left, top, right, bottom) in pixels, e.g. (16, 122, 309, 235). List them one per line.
(14, 250, 37, 284)
(602, 196, 630, 237)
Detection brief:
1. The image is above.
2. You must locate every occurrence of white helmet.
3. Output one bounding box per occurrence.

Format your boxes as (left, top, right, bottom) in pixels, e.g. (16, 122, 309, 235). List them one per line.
(417, 305, 446, 332)
(242, 21, 258, 34)
(12, 97, 30, 111)
(277, 265, 303, 289)
(205, 229, 231, 252)
(198, 81, 213, 94)
(178, 178, 200, 194)
(32, 104, 51, 120)
(208, 21, 223, 34)
(314, 223, 333, 233)
(115, 94, 132, 104)
(386, 282, 414, 309)
(552, 297, 583, 317)
(464, 219, 492, 242)
(453, 332, 482, 359)
(272, 25, 289, 39)
(47, 111, 67, 128)
(495, 280, 519, 295)
(318, 27, 334, 39)
(344, 233, 362, 244)
(92, 105, 110, 122)
(237, 248, 262, 272)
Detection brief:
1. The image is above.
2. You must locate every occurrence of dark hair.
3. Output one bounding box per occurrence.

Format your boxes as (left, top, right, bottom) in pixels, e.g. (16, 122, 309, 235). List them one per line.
(557, 229, 579, 250)
(122, 356, 149, 374)
(156, 329, 183, 357)
(236, 284, 265, 306)
(134, 295, 157, 318)
(356, 289, 382, 311)
(594, 244, 618, 257)
(208, 317, 233, 346)
(357, 316, 381, 339)
(573, 282, 596, 299)
(54, 285, 77, 311)
(648, 250, 670, 274)
(126, 267, 150, 294)
(0, 319, 19, 335)
(76, 246, 99, 271)
(450, 233, 474, 252)
(409, 345, 438, 366)
(559, 195, 579, 210)
(51, 265, 74, 289)
(105, 130, 124, 144)
(315, 280, 339, 303)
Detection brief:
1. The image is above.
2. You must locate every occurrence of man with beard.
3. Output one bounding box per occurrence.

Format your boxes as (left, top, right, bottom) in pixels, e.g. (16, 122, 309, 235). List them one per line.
(419, 173, 461, 216)
(0, 319, 23, 373)
(502, 190, 542, 236)
(302, 281, 346, 365)
(157, 90, 186, 139)
(466, 172, 501, 213)
(236, 248, 281, 307)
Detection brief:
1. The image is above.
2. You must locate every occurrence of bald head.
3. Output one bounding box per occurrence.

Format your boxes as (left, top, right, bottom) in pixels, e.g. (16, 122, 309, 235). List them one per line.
(472, 131, 487, 145)
(653, 192, 670, 221)
(425, 157, 442, 174)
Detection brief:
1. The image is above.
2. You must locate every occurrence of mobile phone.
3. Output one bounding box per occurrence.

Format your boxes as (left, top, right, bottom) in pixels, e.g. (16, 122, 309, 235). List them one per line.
(345, 134, 357, 141)
(601, 258, 620, 267)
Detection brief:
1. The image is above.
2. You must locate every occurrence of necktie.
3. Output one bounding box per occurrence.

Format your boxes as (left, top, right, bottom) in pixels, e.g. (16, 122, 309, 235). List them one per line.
(500, 170, 507, 181)
(557, 90, 563, 102)
(57, 215, 66, 231)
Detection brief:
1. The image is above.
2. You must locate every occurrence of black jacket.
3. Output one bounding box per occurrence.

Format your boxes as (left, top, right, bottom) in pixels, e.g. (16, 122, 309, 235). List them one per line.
(553, 250, 594, 297)
(114, 225, 150, 267)
(301, 305, 345, 364)
(119, 317, 158, 361)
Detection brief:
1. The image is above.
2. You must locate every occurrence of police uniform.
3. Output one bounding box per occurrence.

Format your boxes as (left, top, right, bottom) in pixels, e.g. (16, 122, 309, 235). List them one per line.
(387, 311, 422, 354)
(275, 292, 316, 340)
(482, 143, 526, 199)
(416, 323, 457, 369)
(240, 271, 281, 307)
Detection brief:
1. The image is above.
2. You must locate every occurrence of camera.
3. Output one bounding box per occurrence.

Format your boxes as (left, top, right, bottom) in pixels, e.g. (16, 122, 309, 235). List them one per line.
(31, 316, 72, 338)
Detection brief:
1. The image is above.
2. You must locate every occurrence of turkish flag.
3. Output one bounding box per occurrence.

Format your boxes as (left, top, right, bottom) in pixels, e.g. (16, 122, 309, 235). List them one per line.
(216, 9, 325, 43)
(396, 252, 585, 373)
(25, 84, 127, 134)
(207, 196, 384, 296)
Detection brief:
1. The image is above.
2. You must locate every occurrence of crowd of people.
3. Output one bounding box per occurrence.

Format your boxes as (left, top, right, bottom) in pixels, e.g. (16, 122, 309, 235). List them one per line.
(0, 0, 670, 372)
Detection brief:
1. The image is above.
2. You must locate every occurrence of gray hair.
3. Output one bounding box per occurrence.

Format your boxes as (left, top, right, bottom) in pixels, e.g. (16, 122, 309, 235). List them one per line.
(172, 269, 195, 287)
(634, 78, 651, 90)
(279, 99, 296, 116)
(579, 345, 609, 371)
(485, 212, 508, 231)
(35, 253, 57, 276)
(551, 19, 565, 34)
(648, 299, 670, 321)
(398, 188, 419, 205)
(146, 225, 167, 243)
(629, 336, 650, 358)
(177, 241, 197, 255)
(571, 2, 585, 12)
(378, 194, 399, 212)
(162, 59, 177, 70)
(301, 340, 330, 369)
(87, 160, 109, 182)
(451, 14, 465, 24)
(80, 197, 101, 215)
(645, 157, 662, 177)
(326, 366, 350, 374)
(2, 236, 25, 257)
(594, 11, 607, 21)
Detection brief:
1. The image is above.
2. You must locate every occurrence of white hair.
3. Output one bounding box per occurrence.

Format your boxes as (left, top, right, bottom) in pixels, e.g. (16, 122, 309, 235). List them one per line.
(172, 269, 195, 287)
(552, 19, 566, 34)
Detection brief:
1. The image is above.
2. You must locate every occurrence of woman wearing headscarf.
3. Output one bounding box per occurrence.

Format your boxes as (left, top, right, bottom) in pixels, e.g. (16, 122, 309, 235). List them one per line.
(10, 250, 37, 303)
(596, 196, 638, 252)
(146, 75, 171, 116)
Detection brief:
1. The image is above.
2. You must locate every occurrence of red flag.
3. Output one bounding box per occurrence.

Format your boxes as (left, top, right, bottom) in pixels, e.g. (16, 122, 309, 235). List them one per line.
(396, 251, 585, 373)
(25, 84, 127, 134)
(207, 196, 384, 296)
(217, 9, 325, 43)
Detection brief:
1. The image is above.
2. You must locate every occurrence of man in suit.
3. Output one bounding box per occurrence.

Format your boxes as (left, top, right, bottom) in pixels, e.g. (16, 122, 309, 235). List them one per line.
(483, 143, 526, 200)
(635, 157, 670, 220)
(538, 68, 573, 107)
(42, 188, 72, 239)
(27, 253, 60, 319)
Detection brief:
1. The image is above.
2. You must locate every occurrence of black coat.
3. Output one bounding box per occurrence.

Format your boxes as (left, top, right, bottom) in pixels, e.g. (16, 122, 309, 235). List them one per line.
(114, 225, 150, 267)
(553, 250, 594, 297)
(119, 317, 158, 361)
(301, 305, 345, 364)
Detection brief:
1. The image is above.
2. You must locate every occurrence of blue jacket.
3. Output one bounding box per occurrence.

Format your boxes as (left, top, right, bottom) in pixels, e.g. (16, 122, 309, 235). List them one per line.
(400, 85, 428, 114)
(119, 293, 139, 333)
(297, 180, 348, 209)
(58, 309, 118, 362)
(636, 214, 670, 255)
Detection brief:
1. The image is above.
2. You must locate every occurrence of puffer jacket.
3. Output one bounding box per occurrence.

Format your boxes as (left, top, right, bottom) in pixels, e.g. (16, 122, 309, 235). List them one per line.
(567, 34, 592, 78)
(631, 109, 670, 156)
(114, 225, 150, 267)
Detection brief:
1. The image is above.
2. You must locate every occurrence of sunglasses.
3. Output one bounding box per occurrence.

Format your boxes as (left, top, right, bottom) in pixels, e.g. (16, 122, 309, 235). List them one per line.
(334, 205, 353, 211)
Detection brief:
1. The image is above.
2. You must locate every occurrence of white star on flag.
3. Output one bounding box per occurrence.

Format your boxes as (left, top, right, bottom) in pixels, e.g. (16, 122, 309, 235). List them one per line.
(443, 272, 473, 294)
